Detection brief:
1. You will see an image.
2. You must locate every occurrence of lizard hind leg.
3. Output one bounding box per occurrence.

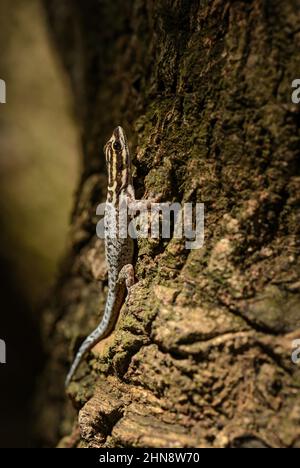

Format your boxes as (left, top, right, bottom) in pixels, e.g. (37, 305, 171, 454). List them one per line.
(117, 264, 135, 301)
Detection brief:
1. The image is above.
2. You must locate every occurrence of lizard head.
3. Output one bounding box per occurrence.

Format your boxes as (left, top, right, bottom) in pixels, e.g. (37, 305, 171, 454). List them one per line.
(104, 126, 132, 202)
(104, 126, 129, 167)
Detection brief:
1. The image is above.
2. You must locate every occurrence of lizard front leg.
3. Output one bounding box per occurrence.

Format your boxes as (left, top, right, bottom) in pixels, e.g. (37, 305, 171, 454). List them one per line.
(126, 192, 162, 212)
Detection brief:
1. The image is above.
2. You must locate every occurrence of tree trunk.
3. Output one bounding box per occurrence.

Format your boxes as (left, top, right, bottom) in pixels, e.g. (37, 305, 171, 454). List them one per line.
(36, 0, 300, 448)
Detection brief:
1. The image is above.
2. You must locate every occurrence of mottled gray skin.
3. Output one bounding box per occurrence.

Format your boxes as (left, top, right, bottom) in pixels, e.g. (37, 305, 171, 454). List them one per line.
(102, 201, 135, 336)
(65, 127, 135, 387)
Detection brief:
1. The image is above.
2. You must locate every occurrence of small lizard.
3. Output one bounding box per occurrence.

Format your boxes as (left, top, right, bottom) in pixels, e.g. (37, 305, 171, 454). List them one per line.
(66, 126, 148, 387)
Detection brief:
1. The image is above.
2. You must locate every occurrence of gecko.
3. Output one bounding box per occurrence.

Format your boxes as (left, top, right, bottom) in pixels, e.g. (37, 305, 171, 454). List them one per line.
(65, 126, 150, 387)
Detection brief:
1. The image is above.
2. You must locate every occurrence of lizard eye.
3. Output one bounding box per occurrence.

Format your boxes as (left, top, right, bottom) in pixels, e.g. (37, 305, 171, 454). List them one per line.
(113, 141, 121, 151)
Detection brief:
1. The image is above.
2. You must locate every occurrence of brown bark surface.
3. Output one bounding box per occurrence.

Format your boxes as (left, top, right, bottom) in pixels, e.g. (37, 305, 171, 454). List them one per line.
(37, 0, 300, 448)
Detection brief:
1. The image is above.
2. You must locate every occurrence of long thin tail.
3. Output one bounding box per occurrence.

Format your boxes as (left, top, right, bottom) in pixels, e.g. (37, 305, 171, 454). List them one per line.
(65, 289, 120, 387)
(65, 325, 104, 388)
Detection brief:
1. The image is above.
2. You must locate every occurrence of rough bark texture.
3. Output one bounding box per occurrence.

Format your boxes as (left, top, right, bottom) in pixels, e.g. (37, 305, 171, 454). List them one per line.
(37, 0, 300, 448)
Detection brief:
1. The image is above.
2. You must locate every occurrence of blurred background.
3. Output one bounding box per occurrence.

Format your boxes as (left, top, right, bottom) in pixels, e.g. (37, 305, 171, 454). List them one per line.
(0, 0, 80, 447)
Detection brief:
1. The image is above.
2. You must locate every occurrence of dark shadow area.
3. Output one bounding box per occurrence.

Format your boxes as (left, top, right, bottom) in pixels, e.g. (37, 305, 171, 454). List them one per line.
(0, 255, 44, 448)
(0, 0, 79, 447)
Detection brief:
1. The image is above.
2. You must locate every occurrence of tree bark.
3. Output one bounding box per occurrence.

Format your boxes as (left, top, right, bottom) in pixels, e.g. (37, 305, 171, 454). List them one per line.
(37, 0, 300, 448)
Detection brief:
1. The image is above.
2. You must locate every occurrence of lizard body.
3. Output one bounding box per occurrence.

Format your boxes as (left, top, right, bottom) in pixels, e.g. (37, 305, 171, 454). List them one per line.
(65, 126, 137, 387)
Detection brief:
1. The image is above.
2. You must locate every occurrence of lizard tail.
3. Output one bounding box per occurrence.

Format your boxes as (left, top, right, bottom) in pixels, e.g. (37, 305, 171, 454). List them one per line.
(65, 328, 101, 388)
(65, 290, 119, 388)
